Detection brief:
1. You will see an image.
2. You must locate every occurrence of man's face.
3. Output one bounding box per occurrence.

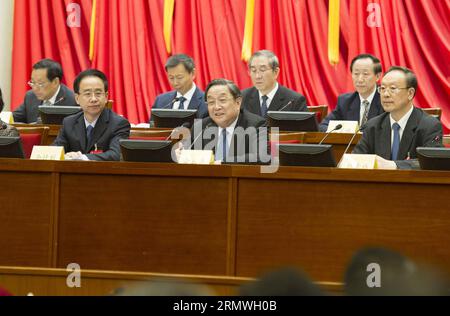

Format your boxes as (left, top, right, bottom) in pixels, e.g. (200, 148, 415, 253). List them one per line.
(379, 70, 414, 114)
(30, 68, 60, 101)
(249, 56, 279, 94)
(167, 64, 195, 95)
(207, 85, 241, 128)
(351, 58, 380, 97)
(75, 76, 108, 118)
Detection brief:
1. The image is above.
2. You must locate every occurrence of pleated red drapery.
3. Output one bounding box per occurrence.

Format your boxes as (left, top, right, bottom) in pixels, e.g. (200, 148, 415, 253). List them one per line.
(10, 0, 450, 130)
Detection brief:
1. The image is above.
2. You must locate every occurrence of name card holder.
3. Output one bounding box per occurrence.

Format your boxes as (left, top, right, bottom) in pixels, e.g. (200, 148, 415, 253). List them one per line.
(31, 146, 65, 161)
(0, 112, 14, 124)
(328, 120, 359, 133)
(338, 154, 378, 169)
(178, 150, 214, 165)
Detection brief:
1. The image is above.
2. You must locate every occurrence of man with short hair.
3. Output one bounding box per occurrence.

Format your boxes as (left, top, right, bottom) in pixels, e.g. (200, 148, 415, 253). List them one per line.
(319, 53, 384, 132)
(13, 59, 77, 123)
(150, 54, 208, 123)
(189, 78, 266, 163)
(53, 69, 130, 161)
(242, 50, 308, 118)
(353, 66, 443, 169)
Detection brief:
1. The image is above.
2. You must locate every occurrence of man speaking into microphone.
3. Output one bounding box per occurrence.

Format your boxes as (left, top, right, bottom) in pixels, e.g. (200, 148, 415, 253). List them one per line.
(13, 59, 78, 123)
(352, 67, 443, 169)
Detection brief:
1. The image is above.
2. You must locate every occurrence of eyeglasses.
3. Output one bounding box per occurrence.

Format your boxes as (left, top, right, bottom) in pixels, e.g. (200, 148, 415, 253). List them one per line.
(249, 66, 273, 75)
(28, 81, 50, 89)
(377, 86, 410, 95)
(207, 97, 234, 107)
(80, 91, 106, 99)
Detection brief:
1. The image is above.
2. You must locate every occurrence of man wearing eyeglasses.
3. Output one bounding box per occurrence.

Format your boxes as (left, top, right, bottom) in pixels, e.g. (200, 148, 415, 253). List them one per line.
(353, 66, 443, 169)
(53, 69, 130, 161)
(319, 54, 385, 132)
(13, 59, 77, 123)
(241, 50, 308, 118)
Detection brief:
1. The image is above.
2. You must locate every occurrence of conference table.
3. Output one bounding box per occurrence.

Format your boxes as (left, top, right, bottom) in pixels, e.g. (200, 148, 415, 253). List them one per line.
(1, 158, 450, 284)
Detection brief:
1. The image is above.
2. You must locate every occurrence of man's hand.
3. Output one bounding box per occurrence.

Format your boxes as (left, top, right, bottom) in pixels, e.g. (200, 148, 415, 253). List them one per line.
(65, 151, 84, 160)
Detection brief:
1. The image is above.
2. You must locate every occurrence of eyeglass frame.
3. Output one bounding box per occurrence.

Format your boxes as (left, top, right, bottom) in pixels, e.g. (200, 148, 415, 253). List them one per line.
(377, 86, 411, 95)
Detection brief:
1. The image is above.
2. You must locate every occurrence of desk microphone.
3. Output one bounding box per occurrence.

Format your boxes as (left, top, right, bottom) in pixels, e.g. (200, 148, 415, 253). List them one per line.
(54, 96, 65, 105)
(318, 124, 342, 145)
(166, 122, 192, 141)
(188, 122, 214, 150)
(338, 125, 366, 165)
(162, 97, 180, 109)
(277, 100, 294, 112)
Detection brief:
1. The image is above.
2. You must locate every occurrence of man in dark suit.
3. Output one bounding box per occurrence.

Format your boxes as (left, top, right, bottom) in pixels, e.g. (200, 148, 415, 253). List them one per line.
(241, 50, 308, 117)
(53, 69, 130, 161)
(0, 87, 19, 137)
(149, 54, 208, 124)
(187, 79, 266, 163)
(13, 59, 78, 123)
(320, 54, 384, 132)
(353, 66, 443, 169)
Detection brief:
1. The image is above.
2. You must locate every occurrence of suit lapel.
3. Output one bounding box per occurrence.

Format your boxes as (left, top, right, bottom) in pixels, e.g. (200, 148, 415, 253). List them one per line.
(74, 114, 87, 152)
(378, 115, 392, 159)
(247, 88, 262, 116)
(188, 87, 201, 110)
(268, 86, 287, 111)
(368, 91, 382, 118)
(347, 93, 361, 121)
(398, 108, 420, 159)
(87, 110, 109, 151)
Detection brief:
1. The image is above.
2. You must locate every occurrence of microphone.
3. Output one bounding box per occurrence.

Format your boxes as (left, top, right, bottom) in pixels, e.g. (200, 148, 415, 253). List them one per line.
(431, 135, 442, 144)
(54, 96, 65, 105)
(188, 122, 214, 150)
(318, 124, 342, 145)
(338, 125, 365, 165)
(278, 100, 294, 112)
(166, 122, 192, 141)
(162, 97, 180, 109)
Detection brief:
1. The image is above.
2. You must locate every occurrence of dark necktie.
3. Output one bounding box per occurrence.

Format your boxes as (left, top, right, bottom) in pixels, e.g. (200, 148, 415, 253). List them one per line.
(86, 125, 94, 145)
(215, 129, 228, 162)
(178, 96, 186, 110)
(261, 95, 269, 117)
(391, 123, 401, 160)
(360, 100, 370, 127)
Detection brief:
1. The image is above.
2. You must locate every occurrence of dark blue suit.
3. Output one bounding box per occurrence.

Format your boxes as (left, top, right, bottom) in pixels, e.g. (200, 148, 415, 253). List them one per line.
(149, 87, 208, 123)
(319, 91, 384, 132)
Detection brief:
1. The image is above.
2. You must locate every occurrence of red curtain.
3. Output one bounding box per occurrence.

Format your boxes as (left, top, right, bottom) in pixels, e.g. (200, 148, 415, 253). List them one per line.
(11, 0, 450, 130)
(11, 0, 92, 107)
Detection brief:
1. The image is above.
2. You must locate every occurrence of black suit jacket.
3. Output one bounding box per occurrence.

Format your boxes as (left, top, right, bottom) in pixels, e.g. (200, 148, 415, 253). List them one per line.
(191, 110, 267, 163)
(319, 91, 384, 132)
(241, 85, 308, 117)
(53, 108, 131, 161)
(353, 107, 443, 169)
(13, 84, 78, 123)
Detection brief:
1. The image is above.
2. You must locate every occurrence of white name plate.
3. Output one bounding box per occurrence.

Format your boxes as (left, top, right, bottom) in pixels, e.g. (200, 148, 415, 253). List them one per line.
(0, 111, 14, 124)
(31, 146, 65, 161)
(178, 150, 214, 165)
(338, 154, 378, 169)
(328, 120, 359, 133)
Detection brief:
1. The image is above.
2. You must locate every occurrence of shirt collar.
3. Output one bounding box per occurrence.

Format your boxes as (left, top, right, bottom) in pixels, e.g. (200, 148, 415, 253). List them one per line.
(389, 105, 414, 130)
(46, 85, 61, 104)
(359, 85, 377, 105)
(84, 115, 100, 128)
(176, 83, 197, 103)
(218, 115, 239, 136)
(258, 82, 279, 102)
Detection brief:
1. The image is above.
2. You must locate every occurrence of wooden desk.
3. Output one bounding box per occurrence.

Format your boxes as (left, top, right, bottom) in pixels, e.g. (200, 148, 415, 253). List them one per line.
(1, 160, 450, 284)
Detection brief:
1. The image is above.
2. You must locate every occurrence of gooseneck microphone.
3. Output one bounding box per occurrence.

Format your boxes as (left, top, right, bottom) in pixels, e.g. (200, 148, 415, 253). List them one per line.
(318, 124, 342, 145)
(166, 122, 192, 141)
(162, 97, 180, 109)
(188, 122, 214, 150)
(278, 100, 294, 112)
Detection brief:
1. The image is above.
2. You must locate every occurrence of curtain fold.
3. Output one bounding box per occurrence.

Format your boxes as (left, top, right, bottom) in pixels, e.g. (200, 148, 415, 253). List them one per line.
(11, 0, 449, 130)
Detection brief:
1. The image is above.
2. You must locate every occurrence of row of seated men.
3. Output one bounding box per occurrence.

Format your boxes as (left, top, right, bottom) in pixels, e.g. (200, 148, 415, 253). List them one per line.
(0, 51, 443, 168)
